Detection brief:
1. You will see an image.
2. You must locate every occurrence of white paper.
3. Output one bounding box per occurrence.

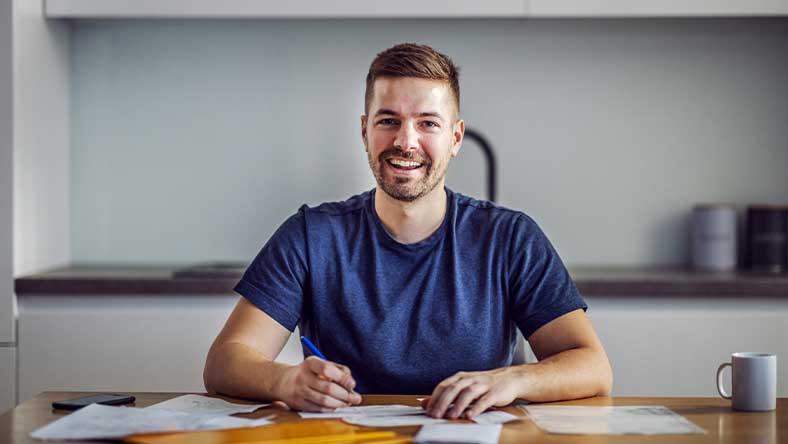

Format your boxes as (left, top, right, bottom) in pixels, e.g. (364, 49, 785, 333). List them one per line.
(146, 394, 269, 415)
(298, 404, 443, 427)
(30, 403, 273, 440)
(471, 410, 520, 424)
(298, 404, 425, 418)
(342, 415, 448, 427)
(523, 405, 706, 435)
(414, 424, 502, 444)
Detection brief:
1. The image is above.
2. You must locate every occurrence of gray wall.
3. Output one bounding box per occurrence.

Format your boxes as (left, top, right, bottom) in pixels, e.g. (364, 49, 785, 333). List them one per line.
(70, 18, 788, 266)
(14, 0, 71, 277)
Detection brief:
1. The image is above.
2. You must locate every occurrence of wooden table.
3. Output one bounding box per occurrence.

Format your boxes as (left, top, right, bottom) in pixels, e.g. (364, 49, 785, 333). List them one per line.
(1, 392, 784, 443)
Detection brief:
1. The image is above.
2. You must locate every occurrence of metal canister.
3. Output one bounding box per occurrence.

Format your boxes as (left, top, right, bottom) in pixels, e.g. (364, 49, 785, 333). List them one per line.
(692, 204, 737, 271)
(746, 205, 788, 272)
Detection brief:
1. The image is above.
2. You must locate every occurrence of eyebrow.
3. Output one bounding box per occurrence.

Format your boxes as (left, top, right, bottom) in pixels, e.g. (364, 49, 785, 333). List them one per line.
(374, 109, 445, 120)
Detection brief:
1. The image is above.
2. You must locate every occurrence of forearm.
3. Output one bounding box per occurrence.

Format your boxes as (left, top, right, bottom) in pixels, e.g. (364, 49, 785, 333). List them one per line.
(203, 341, 292, 402)
(511, 346, 613, 402)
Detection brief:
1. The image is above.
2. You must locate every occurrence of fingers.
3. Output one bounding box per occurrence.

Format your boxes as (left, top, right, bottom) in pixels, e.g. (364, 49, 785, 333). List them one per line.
(306, 357, 355, 387)
(311, 378, 361, 405)
(302, 385, 352, 409)
(447, 384, 487, 419)
(427, 375, 475, 418)
(303, 357, 362, 405)
(464, 392, 497, 420)
(426, 372, 464, 412)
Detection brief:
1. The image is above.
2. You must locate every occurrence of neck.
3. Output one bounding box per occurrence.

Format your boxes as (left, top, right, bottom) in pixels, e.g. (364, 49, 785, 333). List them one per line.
(374, 184, 448, 244)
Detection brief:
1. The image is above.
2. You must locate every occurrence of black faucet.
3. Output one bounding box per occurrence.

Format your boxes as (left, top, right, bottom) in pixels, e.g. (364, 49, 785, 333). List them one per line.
(463, 128, 497, 203)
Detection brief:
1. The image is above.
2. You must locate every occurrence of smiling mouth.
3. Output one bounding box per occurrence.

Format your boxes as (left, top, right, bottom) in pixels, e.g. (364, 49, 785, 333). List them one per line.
(386, 158, 424, 171)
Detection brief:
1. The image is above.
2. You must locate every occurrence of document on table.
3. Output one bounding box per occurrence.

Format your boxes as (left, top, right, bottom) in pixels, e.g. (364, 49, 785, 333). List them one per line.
(298, 404, 425, 418)
(343, 415, 448, 427)
(471, 410, 520, 424)
(414, 424, 502, 444)
(30, 403, 273, 440)
(299, 404, 447, 426)
(523, 405, 706, 435)
(146, 394, 269, 415)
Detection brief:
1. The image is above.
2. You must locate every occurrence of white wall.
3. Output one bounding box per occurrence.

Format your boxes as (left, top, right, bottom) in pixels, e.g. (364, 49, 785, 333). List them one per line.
(0, 0, 15, 415)
(13, 0, 71, 277)
(68, 18, 788, 267)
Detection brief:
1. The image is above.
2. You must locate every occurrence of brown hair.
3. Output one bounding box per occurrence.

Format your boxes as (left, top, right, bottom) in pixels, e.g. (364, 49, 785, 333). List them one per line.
(364, 43, 460, 117)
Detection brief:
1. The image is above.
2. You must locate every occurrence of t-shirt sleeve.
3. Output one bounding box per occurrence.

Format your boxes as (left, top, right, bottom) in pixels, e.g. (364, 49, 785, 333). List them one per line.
(234, 207, 308, 332)
(508, 214, 587, 340)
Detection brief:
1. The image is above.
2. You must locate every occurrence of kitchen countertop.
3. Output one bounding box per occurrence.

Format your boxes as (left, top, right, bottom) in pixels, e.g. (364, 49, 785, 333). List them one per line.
(14, 263, 788, 296)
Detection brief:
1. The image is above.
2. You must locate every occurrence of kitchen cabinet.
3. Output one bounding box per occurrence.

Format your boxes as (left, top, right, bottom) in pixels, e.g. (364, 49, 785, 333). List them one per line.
(44, 0, 788, 18)
(528, 0, 788, 17)
(1, 0, 13, 345)
(587, 296, 788, 397)
(0, 347, 15, 414)
(1, 0, 15, 417)
(16, 294, 304, 403)
(16, 291, 788, 403)
(44, 0, 523, 18)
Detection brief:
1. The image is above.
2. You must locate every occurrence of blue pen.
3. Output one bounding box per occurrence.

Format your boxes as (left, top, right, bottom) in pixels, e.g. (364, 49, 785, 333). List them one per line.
(300, 336, 327, 360)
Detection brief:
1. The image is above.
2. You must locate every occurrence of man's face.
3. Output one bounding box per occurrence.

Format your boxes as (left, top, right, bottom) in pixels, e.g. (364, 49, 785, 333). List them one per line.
(362, 77, 464, 202)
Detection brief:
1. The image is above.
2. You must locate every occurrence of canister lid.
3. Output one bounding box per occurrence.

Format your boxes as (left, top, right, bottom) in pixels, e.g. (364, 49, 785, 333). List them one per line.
(747, 204, 788, 210)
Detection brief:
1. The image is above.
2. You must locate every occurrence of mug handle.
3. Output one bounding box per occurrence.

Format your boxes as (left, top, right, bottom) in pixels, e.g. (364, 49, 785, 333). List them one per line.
(717, 362, 732, 399)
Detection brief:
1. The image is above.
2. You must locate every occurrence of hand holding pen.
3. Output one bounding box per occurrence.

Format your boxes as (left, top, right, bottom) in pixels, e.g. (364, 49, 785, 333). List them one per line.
(275, 336, 362, 412)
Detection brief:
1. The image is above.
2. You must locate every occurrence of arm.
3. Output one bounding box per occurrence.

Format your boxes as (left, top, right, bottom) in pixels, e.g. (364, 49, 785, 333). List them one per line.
(204, 297, 362, 411)
(424, 309, 612, 419)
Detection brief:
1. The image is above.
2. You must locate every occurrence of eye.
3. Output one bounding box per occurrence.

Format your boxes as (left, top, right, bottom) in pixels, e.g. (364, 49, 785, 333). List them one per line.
(377, 118, 397, 126)
(422, 121, 439, 128)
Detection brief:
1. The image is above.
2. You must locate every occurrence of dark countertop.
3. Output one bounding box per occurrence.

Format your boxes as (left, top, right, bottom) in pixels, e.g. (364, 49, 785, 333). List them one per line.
(13, 263, 788, 297)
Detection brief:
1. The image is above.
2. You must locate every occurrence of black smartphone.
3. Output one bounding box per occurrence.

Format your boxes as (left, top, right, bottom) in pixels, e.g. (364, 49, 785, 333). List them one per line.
(52, 393, 136, 411)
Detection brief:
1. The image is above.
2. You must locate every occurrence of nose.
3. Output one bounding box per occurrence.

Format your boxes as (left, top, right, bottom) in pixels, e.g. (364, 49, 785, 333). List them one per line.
(393, 121, 418, 152)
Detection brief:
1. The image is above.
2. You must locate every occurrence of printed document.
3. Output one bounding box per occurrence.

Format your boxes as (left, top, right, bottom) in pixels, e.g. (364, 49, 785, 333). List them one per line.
(30, 403, 273, 440)
(471, 410, 520, 424)
(146, 394, 269, 415)
(299, 404, 446, 426)
(414, 424, 502, 444)
(523, 405, 705, 435)
(343, 415, 447, 427)
(298, 404, 425, 418)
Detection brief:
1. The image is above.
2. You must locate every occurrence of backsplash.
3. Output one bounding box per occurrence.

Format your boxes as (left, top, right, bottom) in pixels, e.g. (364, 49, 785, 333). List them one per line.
(70, 18, 788, 266)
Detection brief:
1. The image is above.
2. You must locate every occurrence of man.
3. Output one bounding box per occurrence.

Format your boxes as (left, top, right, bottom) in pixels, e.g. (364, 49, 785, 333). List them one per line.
(204, 43, 612, 420)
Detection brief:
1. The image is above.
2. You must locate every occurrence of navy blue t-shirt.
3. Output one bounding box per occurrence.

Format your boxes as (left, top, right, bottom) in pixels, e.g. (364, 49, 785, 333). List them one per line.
(235, 188, 586, 394)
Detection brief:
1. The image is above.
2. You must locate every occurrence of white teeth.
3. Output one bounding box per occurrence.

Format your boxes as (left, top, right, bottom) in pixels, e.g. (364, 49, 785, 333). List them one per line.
(389, 159, 422, 167)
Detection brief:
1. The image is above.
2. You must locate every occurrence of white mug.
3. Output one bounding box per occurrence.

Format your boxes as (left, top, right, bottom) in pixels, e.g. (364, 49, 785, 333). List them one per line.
(717, 352, 777, 411)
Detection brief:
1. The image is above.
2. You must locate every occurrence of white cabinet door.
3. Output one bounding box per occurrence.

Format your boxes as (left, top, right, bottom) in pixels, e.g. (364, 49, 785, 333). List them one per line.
(0, 0, 14, 345)
(0, 347, 15, 414)
(527, 0, 788, 16)
(586, 296, 788, 397)
(17, 295, 303, 403)
(46, 0, 524, 18)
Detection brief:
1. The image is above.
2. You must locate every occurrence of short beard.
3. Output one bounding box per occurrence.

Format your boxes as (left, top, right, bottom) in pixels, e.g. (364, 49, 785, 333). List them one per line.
(367, 147, 450, 202)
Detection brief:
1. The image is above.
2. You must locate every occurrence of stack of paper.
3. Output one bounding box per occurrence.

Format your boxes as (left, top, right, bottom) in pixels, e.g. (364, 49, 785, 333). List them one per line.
(414, 424, 502, 444)
(299, 404, 448, 426)
(145, 394, 269, 415)
(299, 404, 520, 427)
(30, 395, 273, 441)
(470, 410, 520, 424)
(523, 405, 706, 435)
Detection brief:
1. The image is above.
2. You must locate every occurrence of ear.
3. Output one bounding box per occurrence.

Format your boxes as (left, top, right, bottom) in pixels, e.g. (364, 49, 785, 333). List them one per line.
(450, 119, 465, 157)
(361, 115, 368, 151)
